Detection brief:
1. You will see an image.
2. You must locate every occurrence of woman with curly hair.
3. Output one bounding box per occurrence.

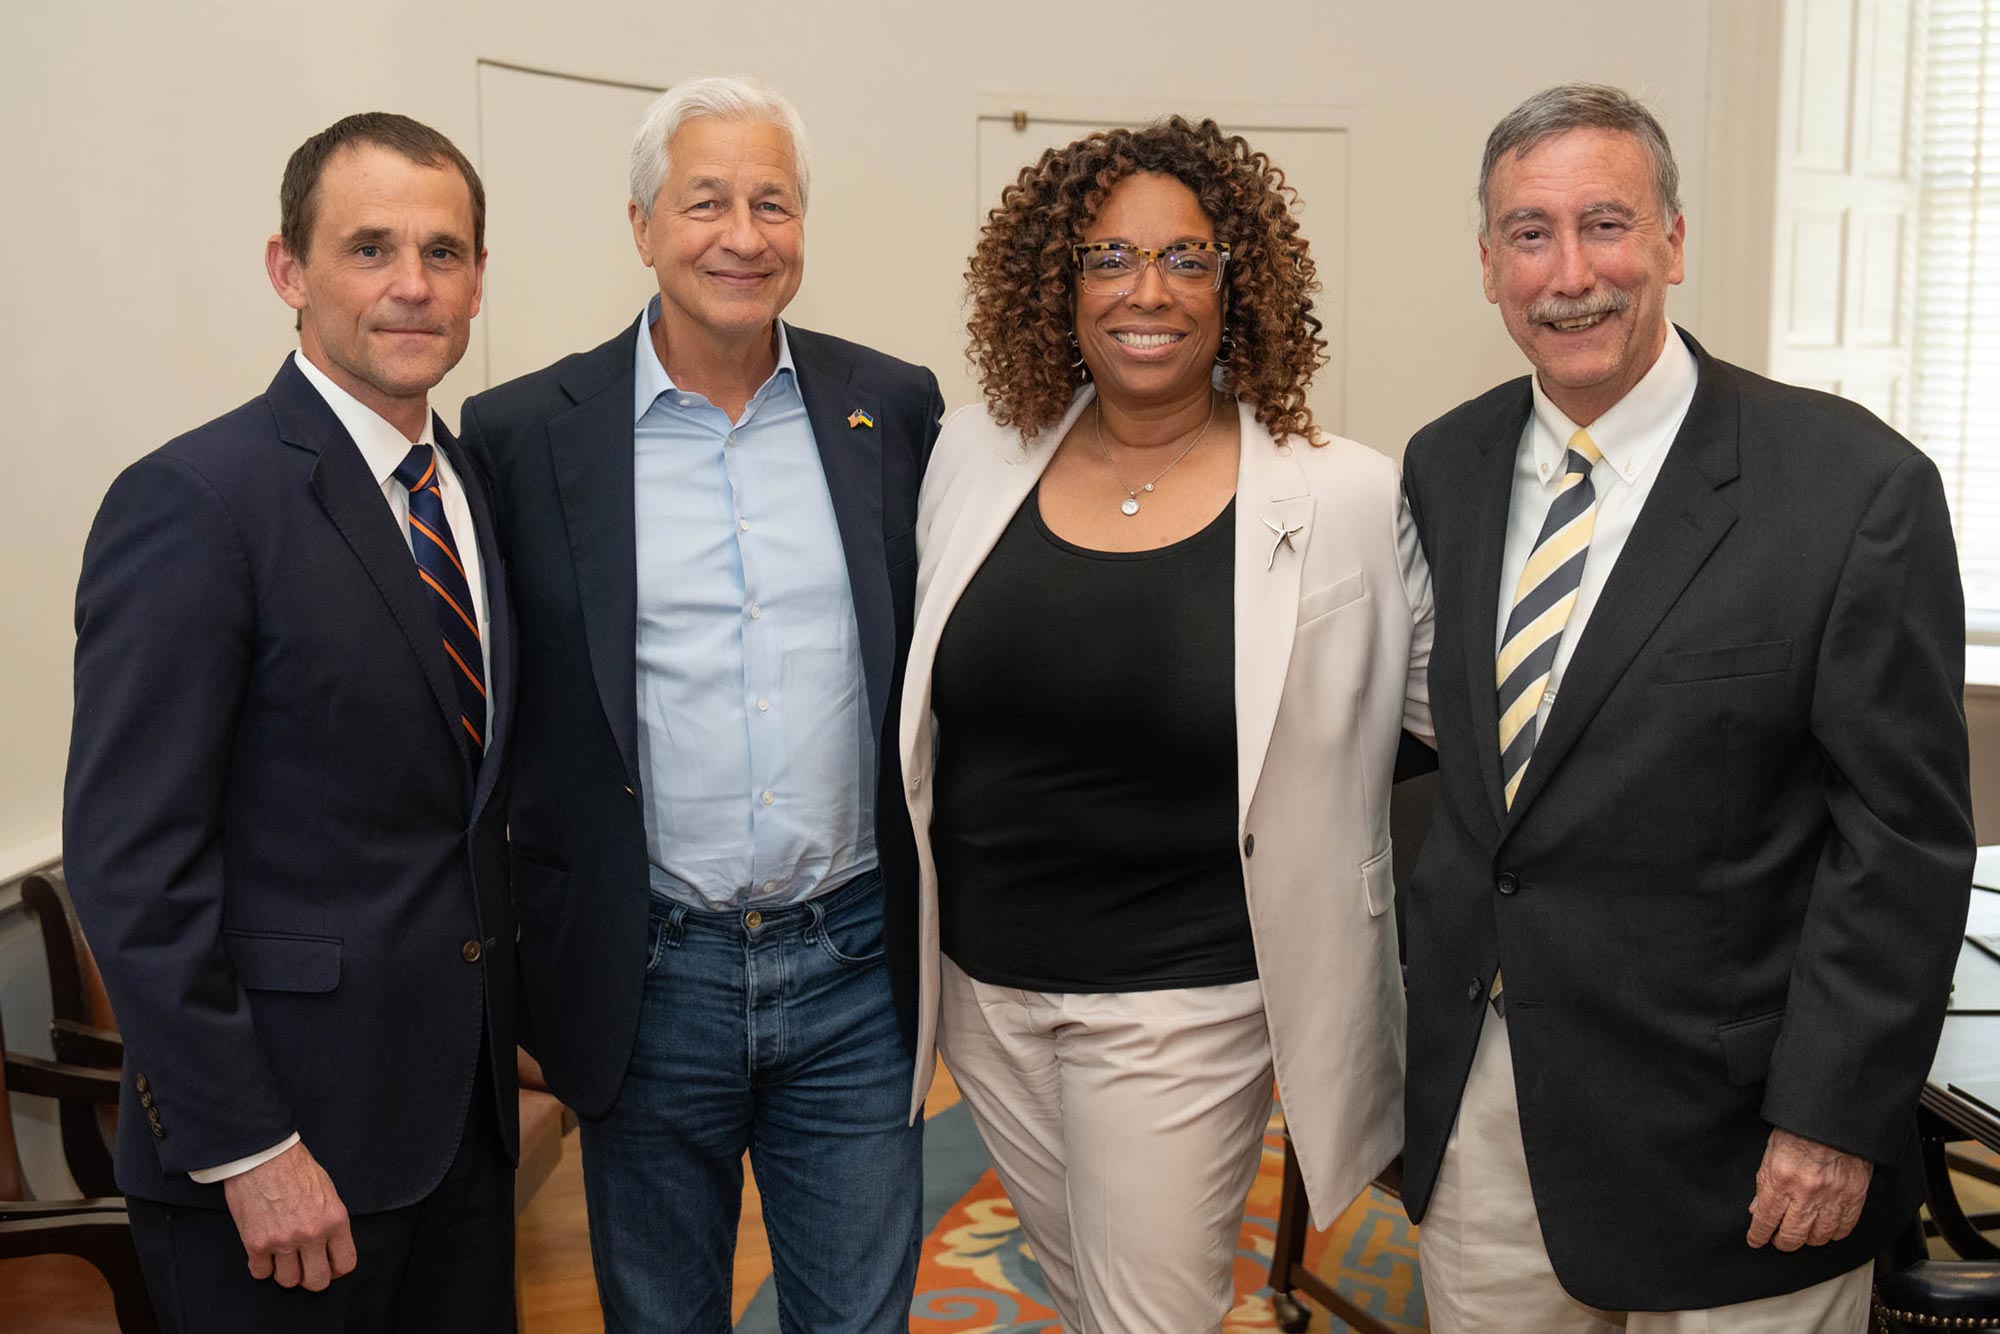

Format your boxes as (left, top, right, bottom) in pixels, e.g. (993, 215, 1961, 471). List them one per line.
(895, 116, 1434, 1330)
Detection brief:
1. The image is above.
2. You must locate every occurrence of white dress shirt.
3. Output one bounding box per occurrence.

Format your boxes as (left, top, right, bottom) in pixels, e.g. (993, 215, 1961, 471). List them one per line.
(190, 351, 492, 1184)
(1494, 326, 1698, 738)
(630, 300, 876, 909)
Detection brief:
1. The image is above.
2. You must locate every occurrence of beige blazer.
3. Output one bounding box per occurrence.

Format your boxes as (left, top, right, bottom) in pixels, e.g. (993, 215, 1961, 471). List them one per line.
(898, 388, 1434, 1226)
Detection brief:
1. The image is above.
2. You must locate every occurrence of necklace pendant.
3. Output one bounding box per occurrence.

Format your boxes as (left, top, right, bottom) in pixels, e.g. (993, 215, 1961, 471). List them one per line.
(1120, 497, 1141, 516)
(1143, 482, 1155, 492)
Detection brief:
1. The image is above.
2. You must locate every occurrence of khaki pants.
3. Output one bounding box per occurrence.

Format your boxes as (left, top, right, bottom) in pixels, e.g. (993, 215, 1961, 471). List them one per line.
(1418, 1005, 1871, 1334)
(937, 957, 1274, 1334)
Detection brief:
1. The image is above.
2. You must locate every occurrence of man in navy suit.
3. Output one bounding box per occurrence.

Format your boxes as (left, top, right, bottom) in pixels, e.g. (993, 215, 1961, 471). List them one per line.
(65, 113, 517, 1332)
(460, 76, 940, 1331)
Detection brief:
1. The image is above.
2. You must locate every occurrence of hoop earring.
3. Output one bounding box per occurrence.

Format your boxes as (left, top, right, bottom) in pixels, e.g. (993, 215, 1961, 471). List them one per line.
(1068, 331, 1089, 378)
(1214, 332, 1235, 367)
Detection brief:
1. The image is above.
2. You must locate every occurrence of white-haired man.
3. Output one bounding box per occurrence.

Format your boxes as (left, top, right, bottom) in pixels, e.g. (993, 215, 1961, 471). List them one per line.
(1399, 83, 1972, 1331)
(460, 76, 941, 1330)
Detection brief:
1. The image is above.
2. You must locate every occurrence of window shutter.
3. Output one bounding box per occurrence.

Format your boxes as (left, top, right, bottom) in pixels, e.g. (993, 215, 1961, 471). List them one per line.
(1914, 0, 2000, 631)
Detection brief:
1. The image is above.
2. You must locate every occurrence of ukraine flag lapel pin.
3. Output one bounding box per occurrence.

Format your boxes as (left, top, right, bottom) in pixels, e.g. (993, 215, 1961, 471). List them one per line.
(847, 408, 875, 429)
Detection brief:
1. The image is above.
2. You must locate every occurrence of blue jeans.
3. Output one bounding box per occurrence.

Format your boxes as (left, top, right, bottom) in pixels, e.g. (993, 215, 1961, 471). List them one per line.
(579, 869, 922, 1333)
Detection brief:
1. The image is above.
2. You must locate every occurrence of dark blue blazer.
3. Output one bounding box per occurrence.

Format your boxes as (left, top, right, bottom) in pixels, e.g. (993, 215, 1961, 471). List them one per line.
(459, 320, 942, 1117)
(64, 357, 518, 1214)
(1399, 330, 1973, 1308)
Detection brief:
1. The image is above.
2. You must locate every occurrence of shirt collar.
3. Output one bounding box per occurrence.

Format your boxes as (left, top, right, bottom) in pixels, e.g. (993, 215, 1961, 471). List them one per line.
(632, 292, 796, 424)
(291, 349, 435, 487)
(1527, 323, 1697, 485)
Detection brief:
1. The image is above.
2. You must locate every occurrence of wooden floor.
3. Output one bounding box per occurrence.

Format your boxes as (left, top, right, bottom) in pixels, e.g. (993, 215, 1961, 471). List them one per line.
(1, 1119, 1990, 1333)
(515, 1066, 964, 1333)
(513, 1136, 2000, 1334)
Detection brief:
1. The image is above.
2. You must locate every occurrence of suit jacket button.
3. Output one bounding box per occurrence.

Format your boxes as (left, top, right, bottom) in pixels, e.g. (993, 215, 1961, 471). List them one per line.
(461, 939, 483, 963)
(1496, 872, 1519, 895)
(1467, 980, 1482, 1001)
(1243, 834, 1256, 857)
(150, 1121, 166, 1139)
(140, 1091, 155, 1109)
(135, 1074, 150, 1094)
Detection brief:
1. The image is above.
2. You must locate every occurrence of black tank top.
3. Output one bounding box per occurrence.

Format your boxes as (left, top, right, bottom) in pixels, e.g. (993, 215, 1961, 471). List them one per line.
(930, 488, 1256, 993)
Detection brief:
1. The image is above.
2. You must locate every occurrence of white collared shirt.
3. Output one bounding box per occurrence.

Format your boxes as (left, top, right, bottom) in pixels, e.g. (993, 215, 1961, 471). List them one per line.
(189, 352, 493, 1186)
(629, 298, 877, 909)
(1494, 325, 1699, 737)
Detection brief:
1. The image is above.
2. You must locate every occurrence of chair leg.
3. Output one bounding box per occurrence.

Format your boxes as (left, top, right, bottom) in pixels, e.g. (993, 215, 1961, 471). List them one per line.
(1264, 1139, 1402, 1334)
(1947, 1148, 2000, 1190)
(1922, 1130, 2000, 1260)
(1268, 1136, 1310, 1294)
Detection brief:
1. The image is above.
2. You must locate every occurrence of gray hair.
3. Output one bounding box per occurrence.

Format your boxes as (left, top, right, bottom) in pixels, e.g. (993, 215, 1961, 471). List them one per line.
(628, 75, 813, 218)
(1478, 83, 1681, 234)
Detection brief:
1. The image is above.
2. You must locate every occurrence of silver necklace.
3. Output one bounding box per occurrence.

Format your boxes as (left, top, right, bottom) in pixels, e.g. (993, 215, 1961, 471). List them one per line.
(1093, 393, 1219, 517)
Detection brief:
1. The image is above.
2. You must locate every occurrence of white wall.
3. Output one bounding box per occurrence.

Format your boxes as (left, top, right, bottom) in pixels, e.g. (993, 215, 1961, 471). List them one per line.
(0, 0, 1783, 868)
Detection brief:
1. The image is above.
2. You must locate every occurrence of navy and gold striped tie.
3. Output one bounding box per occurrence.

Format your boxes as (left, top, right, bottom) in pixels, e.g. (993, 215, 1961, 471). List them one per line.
(393, 444, 486, 759)
(1496, 429, 1602, 807)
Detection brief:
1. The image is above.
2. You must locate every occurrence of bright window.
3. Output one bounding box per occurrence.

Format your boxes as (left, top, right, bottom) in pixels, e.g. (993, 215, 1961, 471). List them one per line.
(1914, 0, 2000, 632)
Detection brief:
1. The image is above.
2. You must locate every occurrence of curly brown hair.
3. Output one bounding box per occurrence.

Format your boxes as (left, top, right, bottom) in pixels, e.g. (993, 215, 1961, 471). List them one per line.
(965, 116, 1327, 444)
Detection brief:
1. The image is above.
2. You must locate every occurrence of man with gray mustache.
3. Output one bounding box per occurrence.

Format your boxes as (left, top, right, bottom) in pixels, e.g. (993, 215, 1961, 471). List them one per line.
(1397, 84, 1971, 1331)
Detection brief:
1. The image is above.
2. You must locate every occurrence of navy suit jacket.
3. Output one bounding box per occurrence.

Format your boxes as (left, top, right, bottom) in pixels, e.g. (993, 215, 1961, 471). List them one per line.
(1399, 330, 1973, 1308)
(460, 319, 942, 1117)
(64, 357, 518, 1213)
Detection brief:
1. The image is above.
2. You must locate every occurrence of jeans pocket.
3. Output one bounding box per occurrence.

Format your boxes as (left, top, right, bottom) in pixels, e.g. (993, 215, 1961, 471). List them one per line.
(812, 897, 886, 967)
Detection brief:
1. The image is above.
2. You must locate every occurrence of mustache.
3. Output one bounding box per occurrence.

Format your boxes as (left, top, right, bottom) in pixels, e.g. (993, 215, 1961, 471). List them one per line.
(1526, 290, 1630, 324)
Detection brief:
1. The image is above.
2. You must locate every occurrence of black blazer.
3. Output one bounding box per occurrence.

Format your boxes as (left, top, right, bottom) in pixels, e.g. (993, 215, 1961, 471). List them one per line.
(64, 357, 519, 1214)
(1399, 330, 1974, 1309)
(459, 319, 943, 1118)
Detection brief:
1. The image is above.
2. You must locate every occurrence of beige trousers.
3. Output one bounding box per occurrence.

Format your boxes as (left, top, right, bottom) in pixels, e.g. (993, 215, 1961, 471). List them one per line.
(1418, 1005, 1872, 1334)
(937, 957, 1275, 1334)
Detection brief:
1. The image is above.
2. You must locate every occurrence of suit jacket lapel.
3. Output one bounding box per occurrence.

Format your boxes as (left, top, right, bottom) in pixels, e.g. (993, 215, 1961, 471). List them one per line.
(791, 337, 892, 742)
(439, 420, 513, 823)
(1463, 384, 1532, 829)
(1502, 335, 1741, 827)
(549, 330, 642, 793)
(272, 360, 473, 774)
(899, 392, 1090, 781)
(1233, 406, 1312, 824)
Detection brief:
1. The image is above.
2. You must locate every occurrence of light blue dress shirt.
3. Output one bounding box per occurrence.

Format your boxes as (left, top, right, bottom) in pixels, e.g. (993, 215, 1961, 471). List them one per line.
(632, 297, 876, 909)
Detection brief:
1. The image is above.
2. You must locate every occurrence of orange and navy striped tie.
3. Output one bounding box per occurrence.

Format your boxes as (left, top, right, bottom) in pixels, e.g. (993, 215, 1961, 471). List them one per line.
(393, 444, 486, 760)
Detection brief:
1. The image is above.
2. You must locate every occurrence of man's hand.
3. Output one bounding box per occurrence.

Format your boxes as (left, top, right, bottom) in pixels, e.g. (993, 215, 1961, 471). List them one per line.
(1745, 1127, 1872, 1251)
(221, 1141, 357, 1290)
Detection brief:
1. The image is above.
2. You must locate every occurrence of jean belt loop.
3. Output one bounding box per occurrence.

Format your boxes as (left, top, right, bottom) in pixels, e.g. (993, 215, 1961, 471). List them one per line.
(804, 895, 827, 941)
(664, 901, 689, 947)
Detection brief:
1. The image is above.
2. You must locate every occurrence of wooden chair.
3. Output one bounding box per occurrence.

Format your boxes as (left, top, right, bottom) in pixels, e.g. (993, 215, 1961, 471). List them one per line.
(1267, 760, 1436, 1334)
(22, 873, 122, 1068)
(21, 874, 119, 1197)
(25, 872, 575, 1203)
(1873, 1258, 2000, 1332)
(0, 991, 158, 1333)
(24, 868, 576, 1333)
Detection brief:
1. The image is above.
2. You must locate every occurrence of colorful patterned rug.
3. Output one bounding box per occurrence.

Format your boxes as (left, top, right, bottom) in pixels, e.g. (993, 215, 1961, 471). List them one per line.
(735, 1096, 1428, 1332)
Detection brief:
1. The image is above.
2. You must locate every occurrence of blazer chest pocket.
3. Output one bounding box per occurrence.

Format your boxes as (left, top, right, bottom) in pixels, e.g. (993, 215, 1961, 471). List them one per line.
(1715, 1009, 1785, 1085)
(1298, 572, 1367, 628)
(1658, 638, 1792, 684)
(222, 929, 341, 993)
